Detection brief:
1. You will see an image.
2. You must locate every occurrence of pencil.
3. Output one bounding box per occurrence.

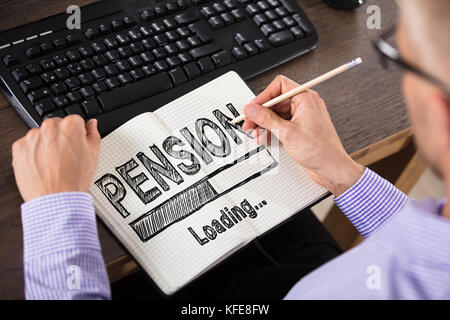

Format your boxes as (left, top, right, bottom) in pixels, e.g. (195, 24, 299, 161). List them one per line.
(230, 57, 363, 124)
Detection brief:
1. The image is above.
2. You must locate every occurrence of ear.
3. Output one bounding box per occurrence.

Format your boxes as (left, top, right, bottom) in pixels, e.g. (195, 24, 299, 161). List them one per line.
(430, 91, 450, 150)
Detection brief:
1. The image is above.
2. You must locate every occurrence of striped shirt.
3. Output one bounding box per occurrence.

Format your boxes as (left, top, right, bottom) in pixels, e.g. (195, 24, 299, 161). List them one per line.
(21, 168, 450, 299)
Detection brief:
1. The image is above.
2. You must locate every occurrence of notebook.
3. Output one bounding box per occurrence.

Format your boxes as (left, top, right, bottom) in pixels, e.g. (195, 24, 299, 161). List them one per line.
(89, 71, 327, 295)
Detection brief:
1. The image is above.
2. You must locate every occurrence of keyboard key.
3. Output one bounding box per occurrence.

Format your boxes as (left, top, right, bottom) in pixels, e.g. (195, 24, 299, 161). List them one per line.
(93, 54, 108, 67)
(165, 30, 179, 42)
(67, 63, 83, 75)
(154, 34, 168, 46)
(154, 5, 167, 17)
(116, 60, 132, 72)
(197, 56, 215, 73)
(91, 68, 106, 80)
(11, 68, 28, 82)
(27, 88, 51, 103)
(177, 52, 192, 64)
(253, 13, 268, 26)
(92, 81, 108, 93)
(257, 1, 270, 10)
(208, 16, 224, 29)
(25, 46, 41, 59)
(40, 42, 54, 54)
(237, 34, 251, 47)
(245, 4, 260, 16)
(20, 76, 43, 93)
(79, 45, 94, 58)
(188, 22, 213, 43)
(166, 56, 181, 67)
(67, 90, 82, 103)
(183, 61, 201, 79)
(26, 63, 41, 75)
(268, 30, 294, 46)
(51, 82, 68, 95)
(243, 43, 258, 56)
(44, 109, 66, 119)
(221, 13, 234, 25)
(290, 26, 304, 39)
(98, 73, 173, 111)
(130, 42, 144, 54)
(260, 23, 276, 36)
(174, 11, 199, 25)
(254, 39, 270, 51)
(66, 50, 81, 62)
(139, 26, 154, 38)
(128, 29, 142, 41)
(163, 18, 178, 29)
(212, 3, 226, 13)
(35, 99, 55, 116)
(154, 60, 169, 71)
(105, 50, 120, 62)
(231, 9, 245, 21)
(66, 34, 81, 46)
(265, 10, 278, 20)
(103, 37, 119, 50)
(111, 19, 124, 31)
(104, 64, 119, 76)
(231, 46, 248, 60)
(211, 50, 232, 67)
(82, 97, 102, 116)
(151, 22, 166, 33)
(65, 104, 85, 118)
(187, 36, 202, 47)
(91, 41, 106, 54)
(53, 96, 69, 108)
(141, 9, 155, 22)
(85, 27, 100, 39)
(152, 48, 167, 59)
(224, 0, 237, 10)
(65, 77, 81, 90)
(175, 40, 190, 51)
(105, 77, 120, 89)
(166, 1, 178, 13)
(275, 7, 289, 17)
(79, 86, 95, 98)
(99, 23, 112, 34)
(53, 38, 67, 50)
(54, 67, 70, 80)
(142, 65, 157, 76)
(189, 43, 221, 59)
(200, 6, 215, 18)
(52, 54, 68, 66)
(176, 27, 191, 38)
(123, 16, 136, 27)
(163, 44, 179, 55)
(292, 13, 313, 34)
(115, 33, 131, 46)
(129, 56, 144, 67)
(3, 53, 20, 67)
(273, 20, 286, 30)
(282, 16, 296, 27)
(142, 38, 157, 50)
(118, 46, 133, 58)
(40, 58, 56, 71)
(78, 73, 94, 85)
(80, 59, 96, 70)
(117, 73, 133, 84)
(140, 52, 155, 63)
(41, 72, 57, 85)
(130, 69, 145, 80)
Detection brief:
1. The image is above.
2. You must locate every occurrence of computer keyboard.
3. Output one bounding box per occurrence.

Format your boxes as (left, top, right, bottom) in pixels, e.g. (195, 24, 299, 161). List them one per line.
(0, 0, 317, 135)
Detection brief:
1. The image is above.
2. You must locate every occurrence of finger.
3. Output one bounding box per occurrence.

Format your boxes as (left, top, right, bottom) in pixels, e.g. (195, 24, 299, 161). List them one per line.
(252, 75, 299, 105)
(244, 103, 289, 134)
(61, 115, 86, 138)
(86, 119, 101, 148)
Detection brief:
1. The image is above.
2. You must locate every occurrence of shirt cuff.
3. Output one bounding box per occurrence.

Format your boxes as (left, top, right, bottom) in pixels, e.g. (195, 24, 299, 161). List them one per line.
(21, 192, 101, 261)
(334, 168, 409, 237)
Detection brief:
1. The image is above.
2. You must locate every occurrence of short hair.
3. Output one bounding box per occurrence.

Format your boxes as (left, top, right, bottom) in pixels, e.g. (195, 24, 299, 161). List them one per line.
(398, 0, 450, 86)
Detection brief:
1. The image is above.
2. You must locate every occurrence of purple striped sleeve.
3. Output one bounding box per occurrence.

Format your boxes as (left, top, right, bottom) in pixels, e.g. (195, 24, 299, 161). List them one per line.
(21, 192, 111, 300)
(334, 168, 409, 238)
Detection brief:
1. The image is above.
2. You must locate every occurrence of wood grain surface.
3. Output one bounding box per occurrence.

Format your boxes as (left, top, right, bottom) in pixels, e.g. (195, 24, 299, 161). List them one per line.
(0, 0, 409, 298)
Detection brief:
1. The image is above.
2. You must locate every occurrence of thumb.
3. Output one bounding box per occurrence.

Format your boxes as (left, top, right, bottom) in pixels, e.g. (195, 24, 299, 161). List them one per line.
(86, 119, 101, 148)
(244, 103, 288, 132)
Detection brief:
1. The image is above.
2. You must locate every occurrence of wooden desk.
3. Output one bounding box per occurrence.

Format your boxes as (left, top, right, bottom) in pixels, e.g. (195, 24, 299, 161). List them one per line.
(0, 0, 417, 299)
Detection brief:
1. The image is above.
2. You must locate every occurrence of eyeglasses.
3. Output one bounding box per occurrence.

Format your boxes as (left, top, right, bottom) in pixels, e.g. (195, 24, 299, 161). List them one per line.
(373, 26, 450, 97)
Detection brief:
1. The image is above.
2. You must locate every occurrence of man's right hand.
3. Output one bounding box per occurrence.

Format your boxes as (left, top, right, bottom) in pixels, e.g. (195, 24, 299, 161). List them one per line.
(242, 75, 364, 197)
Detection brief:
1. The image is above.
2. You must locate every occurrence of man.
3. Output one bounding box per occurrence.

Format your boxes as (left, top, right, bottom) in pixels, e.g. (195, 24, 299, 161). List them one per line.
(12, 0, 450, 299)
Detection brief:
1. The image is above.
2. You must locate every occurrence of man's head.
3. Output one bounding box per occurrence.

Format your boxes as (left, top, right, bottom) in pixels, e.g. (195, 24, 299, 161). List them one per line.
(395, 0, 450, 177)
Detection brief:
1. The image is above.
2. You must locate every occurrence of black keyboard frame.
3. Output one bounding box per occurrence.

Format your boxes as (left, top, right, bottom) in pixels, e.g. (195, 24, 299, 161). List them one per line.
(0, 0, 318, 136)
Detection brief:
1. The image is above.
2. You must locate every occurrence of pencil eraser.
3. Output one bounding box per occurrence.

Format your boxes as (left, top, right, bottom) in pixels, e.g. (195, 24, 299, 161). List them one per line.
(355, 57, 363, 64)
